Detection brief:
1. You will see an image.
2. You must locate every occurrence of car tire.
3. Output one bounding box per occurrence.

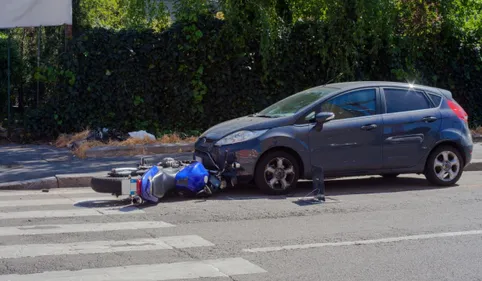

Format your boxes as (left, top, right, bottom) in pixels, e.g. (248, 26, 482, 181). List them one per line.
(90, 176, 124, 196)
(424, 145, 464, 186)
(381, 173, 399, 179)
(254, 150, 300, 195)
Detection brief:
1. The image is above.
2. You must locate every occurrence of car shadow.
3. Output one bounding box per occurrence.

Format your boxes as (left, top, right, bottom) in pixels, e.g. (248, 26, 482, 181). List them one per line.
(74, 175, 457, 209)
(190, 175, 456, 202)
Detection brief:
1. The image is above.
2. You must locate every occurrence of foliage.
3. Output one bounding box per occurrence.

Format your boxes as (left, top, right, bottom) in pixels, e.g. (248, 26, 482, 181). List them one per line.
(0, 33, 22, 122)
(78, 0, 171, 32)
(5, 0, 482, 140)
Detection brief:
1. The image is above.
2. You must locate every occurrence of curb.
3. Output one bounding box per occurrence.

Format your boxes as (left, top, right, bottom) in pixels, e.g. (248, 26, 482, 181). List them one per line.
(1, 160, 481, 191)
(0, 172, 109, 191)
(0, 177, 58, 190)
(84, 143, 194, 158)
(56, 172, 109, 188)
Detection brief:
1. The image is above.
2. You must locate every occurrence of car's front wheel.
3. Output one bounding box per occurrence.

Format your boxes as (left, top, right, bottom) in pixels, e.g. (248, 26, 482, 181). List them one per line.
(254, 150, 300, 195)
(424, 145, 464, 186)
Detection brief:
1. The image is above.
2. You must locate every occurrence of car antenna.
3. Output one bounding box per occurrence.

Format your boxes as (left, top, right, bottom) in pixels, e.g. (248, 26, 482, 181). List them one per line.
(321, 72, 344, 87)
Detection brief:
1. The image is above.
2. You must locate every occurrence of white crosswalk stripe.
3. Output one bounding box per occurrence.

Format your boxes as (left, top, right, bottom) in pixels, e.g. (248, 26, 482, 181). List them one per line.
(0, 205, 144, 219)
(0, 236, 214, 259)
(0, 188, 268, 280)
(0, 258, 267, 281)
(0, 221, 174, 236)
(0, 188, 99, 197)
(0, 197, 120, 207)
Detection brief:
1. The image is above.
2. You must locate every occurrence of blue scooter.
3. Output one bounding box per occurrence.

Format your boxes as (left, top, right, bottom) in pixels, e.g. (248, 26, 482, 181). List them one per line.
(90, 152, 238, 205)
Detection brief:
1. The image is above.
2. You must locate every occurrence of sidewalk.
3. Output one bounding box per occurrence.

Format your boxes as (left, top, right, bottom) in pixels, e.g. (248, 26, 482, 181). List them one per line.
(1, 143, 481, 190)
(0, 144, 192, 189)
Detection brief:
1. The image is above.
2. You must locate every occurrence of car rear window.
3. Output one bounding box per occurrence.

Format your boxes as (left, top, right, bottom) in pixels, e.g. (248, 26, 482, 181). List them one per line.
(383, 88, 431, 113)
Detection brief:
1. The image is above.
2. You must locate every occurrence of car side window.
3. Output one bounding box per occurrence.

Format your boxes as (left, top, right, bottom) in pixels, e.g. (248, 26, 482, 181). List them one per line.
(320, 89, 377, 120)
(383, 88, 431, 113)
(428, 93, 442, 107)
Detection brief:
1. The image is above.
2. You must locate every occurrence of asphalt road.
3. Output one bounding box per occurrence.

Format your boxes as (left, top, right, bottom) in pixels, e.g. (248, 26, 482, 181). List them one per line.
(1, 172, 482, 280)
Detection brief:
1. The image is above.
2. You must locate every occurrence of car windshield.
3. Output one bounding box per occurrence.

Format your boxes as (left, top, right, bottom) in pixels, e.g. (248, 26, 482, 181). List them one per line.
(255, 87, 338, 117)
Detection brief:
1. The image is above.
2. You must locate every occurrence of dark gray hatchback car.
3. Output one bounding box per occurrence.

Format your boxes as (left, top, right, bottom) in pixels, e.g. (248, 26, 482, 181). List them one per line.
(194, 81, 473, 194)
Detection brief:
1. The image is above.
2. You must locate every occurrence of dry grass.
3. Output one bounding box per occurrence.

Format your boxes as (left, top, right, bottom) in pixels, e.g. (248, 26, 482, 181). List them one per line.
(158, 133, 198, 144)
(55, 130, 198, 158)
(73, 140, 105, 159)
(474, 127, 482, 135)
(55, 129, 91, 148)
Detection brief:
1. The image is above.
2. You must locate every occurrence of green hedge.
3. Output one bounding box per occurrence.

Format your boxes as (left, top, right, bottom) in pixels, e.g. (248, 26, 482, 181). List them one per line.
(24, 14, 482, 139)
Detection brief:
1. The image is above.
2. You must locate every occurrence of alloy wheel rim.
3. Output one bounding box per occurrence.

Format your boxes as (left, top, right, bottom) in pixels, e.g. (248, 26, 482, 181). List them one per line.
(264, 157, 296, 190)
(433, 151, 460, 182)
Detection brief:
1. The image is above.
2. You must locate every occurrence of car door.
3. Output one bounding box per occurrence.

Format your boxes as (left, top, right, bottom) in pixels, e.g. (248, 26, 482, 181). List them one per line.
(380, 87, 442, 169)
(306, 87, 384, 174)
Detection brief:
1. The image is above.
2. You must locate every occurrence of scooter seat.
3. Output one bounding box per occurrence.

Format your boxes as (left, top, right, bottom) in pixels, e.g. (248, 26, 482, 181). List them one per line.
(150, 166, 183, 199)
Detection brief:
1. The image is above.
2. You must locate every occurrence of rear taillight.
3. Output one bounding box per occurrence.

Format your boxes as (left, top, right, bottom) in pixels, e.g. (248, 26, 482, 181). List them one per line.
(136, 179, 142, 195)
(447, 100, 468, 122)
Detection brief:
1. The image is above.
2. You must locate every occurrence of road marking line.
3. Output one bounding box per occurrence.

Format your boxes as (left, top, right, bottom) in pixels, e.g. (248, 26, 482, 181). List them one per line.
(0, 235, 214, 259)
(0, 258, 267, 281)
(0, 197, 121, 208)
(242, 229, 482, 253)
(0, 221, 174, 236)
(0, 206, 144, 220)
(0, 189, 98, 197)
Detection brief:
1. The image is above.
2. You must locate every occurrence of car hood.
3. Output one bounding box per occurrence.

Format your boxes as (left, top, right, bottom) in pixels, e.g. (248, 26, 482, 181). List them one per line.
(201, 115, 292, 140)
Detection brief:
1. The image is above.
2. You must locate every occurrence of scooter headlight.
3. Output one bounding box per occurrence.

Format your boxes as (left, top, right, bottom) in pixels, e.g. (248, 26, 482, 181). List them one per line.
(215, 130, 267, 146)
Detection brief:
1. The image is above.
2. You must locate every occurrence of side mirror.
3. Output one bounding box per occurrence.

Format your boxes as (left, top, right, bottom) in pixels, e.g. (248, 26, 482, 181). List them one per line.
(315, 112, 335, 124)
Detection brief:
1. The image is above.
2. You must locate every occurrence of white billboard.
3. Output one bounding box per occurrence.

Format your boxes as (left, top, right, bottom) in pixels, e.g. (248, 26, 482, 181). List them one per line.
(0, 0, 72, 28)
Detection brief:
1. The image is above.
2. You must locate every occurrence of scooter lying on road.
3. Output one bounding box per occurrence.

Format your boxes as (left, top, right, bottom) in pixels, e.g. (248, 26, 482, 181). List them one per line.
(90, 153, 238, 205)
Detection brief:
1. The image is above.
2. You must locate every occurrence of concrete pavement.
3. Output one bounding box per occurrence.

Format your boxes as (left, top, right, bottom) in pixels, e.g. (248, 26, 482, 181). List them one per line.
(0, 172, 481, 280)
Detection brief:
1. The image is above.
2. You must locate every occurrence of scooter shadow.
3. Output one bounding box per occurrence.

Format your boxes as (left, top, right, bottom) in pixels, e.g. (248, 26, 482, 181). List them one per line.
(73, 198, 136, 212)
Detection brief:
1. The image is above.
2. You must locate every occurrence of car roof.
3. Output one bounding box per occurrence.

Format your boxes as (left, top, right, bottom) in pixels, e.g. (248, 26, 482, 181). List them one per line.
(307, 81, 453, 99)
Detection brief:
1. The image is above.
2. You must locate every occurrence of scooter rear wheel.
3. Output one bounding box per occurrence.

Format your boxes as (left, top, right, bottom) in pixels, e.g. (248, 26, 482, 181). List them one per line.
(90, 176, 123, 196)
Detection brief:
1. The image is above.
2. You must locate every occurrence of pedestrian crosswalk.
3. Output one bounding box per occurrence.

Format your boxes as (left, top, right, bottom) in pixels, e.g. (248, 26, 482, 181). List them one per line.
(0, 187, 267, 280)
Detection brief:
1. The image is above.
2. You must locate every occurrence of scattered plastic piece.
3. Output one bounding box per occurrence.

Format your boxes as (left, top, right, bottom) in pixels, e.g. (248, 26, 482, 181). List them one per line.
(128, 130, 156, 140)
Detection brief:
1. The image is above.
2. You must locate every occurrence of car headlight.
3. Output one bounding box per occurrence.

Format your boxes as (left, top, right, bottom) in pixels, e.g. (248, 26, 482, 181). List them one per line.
(215, 130, 268, 146)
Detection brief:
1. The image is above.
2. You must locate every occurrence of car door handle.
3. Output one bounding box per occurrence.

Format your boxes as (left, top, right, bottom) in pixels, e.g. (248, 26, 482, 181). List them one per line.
(361, 124, 377, 131)
(422, 116, 438, 123)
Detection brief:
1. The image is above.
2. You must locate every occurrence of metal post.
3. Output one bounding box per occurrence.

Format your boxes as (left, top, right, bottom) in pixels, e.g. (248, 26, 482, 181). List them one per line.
(37, 26, 41, 107)
(7, 29, 11, 134)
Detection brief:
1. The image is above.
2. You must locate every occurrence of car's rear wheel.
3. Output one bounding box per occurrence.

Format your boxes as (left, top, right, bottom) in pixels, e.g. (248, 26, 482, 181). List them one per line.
(424, 145, 464, 186)
(254, 150, 300, 195)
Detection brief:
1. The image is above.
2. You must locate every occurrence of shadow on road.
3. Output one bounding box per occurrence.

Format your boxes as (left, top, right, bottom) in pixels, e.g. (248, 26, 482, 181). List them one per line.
(142, 175, 456, 207)
(200, 175, 455, 201)
(73, 175, 456, 209)
(73, 198, 133, 209)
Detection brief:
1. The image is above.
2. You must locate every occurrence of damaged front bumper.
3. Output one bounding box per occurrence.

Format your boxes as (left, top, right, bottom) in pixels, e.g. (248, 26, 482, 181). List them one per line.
(193, 137, 261, 183)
